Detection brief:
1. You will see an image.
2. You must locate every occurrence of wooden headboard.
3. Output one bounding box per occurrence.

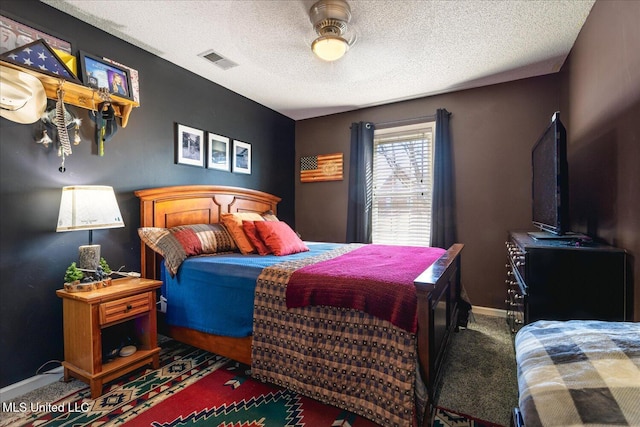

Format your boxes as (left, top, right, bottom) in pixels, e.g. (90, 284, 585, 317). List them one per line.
(134, 185, 281, 279)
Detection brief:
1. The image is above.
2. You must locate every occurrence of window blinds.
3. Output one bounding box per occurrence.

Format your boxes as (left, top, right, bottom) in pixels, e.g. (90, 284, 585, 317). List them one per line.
(372, 123, 434, 246)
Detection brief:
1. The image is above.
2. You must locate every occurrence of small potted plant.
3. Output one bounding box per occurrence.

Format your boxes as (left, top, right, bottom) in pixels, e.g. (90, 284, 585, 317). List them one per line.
(98, 257, 113, 287)
(63, 258, 115, 292)
(63, 262, 85, 291)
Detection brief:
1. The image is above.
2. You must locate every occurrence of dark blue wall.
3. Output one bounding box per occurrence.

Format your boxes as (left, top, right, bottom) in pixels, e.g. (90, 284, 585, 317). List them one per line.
(0, 0, 295, 387)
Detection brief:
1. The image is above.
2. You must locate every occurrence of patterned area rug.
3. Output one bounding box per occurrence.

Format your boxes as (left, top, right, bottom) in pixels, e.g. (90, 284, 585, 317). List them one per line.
(433, 407, 505, 427)
(3, 339, 500, 427)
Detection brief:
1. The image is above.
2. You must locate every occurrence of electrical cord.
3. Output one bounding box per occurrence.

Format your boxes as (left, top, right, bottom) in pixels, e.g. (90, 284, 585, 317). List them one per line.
(35, 360, 62, 375)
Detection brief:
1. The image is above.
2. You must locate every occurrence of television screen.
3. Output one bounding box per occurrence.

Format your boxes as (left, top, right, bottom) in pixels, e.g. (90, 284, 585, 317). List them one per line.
(531, 112, 569, 236)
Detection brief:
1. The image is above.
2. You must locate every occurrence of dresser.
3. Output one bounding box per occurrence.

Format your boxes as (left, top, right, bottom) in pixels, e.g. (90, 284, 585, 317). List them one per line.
(505, 231, 629, 333)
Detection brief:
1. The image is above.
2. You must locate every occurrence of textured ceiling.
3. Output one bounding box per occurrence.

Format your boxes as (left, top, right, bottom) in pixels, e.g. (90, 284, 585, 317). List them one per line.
(41, 0, 595, 120)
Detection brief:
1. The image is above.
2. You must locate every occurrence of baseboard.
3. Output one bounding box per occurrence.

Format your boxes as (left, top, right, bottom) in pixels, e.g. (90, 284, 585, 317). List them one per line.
(472, 305, 507, 318)
(0, 366, 64, 402)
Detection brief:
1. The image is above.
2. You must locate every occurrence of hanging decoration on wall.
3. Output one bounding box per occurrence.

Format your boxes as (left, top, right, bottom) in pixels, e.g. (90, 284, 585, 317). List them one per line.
(55, 88, 73, 161)
(87, 88, 118, 156)
(88, 98, 118, 157)
(0, 64, 47, 124)
(36, 129, 53, 147)
(36, 91, 82, 173)
(300, 152, 344, 182)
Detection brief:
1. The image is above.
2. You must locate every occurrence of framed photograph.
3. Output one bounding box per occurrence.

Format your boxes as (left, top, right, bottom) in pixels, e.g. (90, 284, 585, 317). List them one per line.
(207, 133, 230, 171)
(233, 140, 251, 174)
(103, 57, 140, 104)
(176, 124, 204, 167)
(1, 13, 72, 55)
(78, 51, 133, 99)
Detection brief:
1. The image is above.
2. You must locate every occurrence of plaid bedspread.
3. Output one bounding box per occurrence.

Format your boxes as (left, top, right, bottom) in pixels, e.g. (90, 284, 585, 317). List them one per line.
(251, 244, 427, 427)
(515, 320, 640, 427)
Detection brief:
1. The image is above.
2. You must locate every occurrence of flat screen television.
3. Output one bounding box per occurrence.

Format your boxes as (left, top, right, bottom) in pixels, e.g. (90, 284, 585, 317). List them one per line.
(530, 112, 570, 237)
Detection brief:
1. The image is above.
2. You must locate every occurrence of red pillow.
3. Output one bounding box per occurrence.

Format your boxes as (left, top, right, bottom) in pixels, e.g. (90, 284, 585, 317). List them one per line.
(242, 221, 271, 255)
(254, 221, 309, 256)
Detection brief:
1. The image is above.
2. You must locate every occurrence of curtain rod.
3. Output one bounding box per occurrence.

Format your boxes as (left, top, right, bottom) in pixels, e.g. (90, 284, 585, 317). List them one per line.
(374, 114, 437, 129)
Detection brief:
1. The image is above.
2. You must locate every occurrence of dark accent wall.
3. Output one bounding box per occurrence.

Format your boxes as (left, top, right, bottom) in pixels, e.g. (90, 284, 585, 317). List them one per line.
(560, 0, 640, 321)
(295, 75, 561, 310)
(0, 1, 295, 387)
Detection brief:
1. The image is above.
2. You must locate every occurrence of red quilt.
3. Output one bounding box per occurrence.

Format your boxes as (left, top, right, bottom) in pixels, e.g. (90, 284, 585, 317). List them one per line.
(286, 244, 446, 332)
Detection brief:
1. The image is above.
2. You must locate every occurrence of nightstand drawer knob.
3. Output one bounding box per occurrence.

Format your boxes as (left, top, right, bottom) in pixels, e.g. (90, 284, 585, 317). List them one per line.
(126, 304, 132, 310)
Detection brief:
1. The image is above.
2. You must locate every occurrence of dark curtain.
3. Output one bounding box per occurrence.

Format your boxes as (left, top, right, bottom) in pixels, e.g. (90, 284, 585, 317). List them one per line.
(431, 109, 469, 327)
(346, 121, 375, 243)
(431, 108, 457, 249)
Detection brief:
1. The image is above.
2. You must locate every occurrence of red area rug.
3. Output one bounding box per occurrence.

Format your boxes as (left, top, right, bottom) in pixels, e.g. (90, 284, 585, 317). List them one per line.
(7, 339, 379, 426)
(119, 358, 380, 426)
(5, 339, 500, 426)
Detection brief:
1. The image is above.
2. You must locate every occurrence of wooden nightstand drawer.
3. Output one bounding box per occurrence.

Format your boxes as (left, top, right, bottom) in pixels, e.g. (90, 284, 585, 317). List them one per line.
(100, 292, 152, 325)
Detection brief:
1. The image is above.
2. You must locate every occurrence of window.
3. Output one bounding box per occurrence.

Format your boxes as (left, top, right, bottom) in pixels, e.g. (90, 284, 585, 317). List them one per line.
(372, 122, 435, 246)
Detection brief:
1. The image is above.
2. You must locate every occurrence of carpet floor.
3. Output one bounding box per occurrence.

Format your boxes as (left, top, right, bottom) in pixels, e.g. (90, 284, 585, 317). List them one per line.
(1, 313, 516, 427)
(436, 313, 518, 427)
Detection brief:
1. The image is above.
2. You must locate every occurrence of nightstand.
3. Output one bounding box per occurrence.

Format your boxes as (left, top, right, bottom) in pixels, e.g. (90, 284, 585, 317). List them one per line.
(56, 277, 162, 398)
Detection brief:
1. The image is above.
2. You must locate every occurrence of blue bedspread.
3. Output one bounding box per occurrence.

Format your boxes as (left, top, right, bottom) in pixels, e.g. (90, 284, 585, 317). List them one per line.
(162, 242, 343, 337)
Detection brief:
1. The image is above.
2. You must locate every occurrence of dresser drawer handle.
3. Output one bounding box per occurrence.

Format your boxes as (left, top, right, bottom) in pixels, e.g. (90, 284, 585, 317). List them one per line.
(126, 304, 132, 311)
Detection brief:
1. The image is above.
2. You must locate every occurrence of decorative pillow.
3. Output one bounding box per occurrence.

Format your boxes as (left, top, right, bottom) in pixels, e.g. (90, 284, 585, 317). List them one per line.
(261, 210, 279, 222)
(138, 223, 236, 276)
(242, 221, 271, 255)
(255, 221, 309, 256)
(220, 212, 265, 254)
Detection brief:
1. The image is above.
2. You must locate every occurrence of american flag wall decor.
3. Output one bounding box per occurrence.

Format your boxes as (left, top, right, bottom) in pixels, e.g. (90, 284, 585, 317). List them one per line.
(300, 153, 343, 182)
(1, 39, 80, 82)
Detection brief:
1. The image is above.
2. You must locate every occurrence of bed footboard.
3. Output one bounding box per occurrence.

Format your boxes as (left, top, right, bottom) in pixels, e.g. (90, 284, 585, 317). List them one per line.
(415, 243, 464, 419)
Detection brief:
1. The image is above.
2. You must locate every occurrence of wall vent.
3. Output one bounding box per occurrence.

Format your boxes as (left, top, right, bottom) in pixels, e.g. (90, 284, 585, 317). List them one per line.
(198, 50, 238, 70)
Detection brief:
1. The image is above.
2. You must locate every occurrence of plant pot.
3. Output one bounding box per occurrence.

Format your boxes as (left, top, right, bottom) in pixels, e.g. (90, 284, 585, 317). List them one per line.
(63, 277, 113, 292)
(64, 280, 97, 292)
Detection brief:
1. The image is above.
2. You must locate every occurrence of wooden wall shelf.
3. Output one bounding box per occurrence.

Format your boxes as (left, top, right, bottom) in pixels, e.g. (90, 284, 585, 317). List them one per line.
(1, 60, 139, 127)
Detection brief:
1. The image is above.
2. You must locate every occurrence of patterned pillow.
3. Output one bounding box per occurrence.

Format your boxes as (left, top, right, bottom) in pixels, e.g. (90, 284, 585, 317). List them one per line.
(220, 212, 265, 254)
(138, 223, 236, 276)
(255, 221, 309, 256)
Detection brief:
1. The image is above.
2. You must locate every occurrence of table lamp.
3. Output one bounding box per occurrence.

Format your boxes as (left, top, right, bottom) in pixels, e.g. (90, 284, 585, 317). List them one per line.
(56, 185, 124, 270)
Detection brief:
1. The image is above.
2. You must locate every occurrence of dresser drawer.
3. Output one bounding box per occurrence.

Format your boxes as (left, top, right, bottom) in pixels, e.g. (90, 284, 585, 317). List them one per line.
(99, 292, 152, 325)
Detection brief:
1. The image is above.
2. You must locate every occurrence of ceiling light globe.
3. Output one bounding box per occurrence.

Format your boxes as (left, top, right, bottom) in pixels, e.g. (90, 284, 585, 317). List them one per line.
(312, 35, 348, 61)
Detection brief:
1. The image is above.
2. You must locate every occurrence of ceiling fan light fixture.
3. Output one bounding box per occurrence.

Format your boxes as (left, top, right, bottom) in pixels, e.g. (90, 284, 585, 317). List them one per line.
(309, 0, 352, 62)
(311, 35, 349, 62)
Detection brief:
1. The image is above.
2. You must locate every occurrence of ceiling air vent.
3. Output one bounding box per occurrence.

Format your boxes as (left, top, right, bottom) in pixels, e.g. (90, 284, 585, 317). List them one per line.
(198, 50, 238, 70)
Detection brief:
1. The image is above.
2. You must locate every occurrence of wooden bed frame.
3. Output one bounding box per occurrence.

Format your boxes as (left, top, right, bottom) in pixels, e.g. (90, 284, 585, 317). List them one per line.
(135, 185, 463, 413)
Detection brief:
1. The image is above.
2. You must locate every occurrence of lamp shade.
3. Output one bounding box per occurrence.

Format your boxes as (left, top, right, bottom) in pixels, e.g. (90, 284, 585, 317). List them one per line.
(56, 185, 124, 232)
(312, 35, 349, 61)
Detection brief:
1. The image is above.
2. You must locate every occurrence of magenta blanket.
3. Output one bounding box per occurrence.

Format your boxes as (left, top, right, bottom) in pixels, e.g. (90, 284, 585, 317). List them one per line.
(286, 245, 446, 333)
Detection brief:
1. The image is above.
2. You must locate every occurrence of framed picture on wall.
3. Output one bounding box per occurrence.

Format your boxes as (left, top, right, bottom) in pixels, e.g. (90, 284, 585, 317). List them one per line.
(176, 124, 204, 167)
(78, 51, 133, 99)
(232, 140, 251, 174)
(207, 133, 230, 171)
(103, 56, 140, 104)
(1, 12, 72, 55)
